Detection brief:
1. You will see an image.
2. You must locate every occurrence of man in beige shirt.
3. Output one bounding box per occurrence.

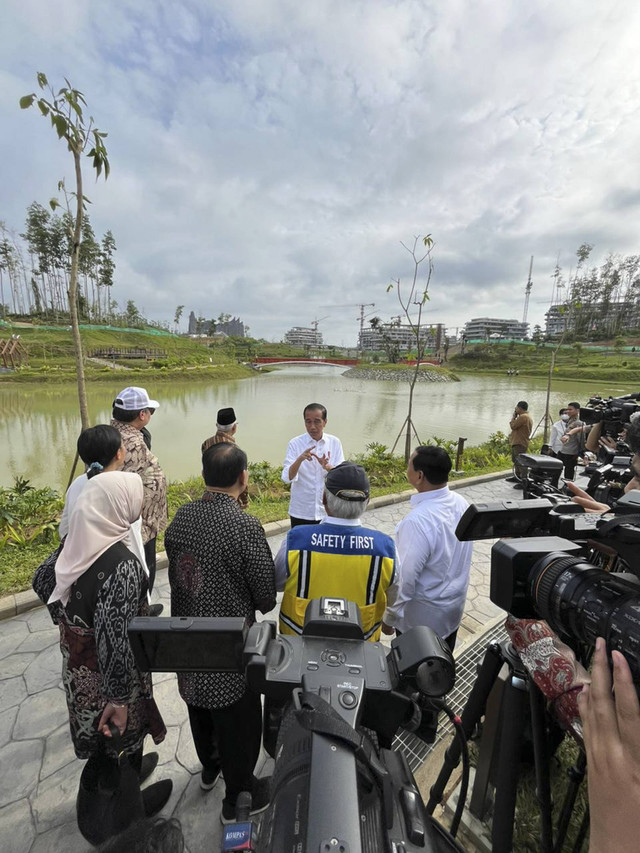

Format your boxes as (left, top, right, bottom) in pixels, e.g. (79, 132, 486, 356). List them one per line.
(507, 400, 533, 482)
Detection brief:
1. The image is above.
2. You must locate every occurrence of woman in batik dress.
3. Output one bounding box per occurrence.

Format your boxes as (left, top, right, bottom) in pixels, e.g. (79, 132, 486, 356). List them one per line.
(33, 470, 166, 769)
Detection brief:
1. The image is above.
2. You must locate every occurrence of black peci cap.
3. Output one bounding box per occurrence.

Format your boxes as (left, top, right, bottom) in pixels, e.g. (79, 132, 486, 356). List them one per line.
(216, 407, 236, 427)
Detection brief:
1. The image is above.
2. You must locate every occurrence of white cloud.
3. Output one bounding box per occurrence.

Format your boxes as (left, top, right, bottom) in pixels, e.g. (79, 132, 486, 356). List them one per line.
(2, 0, 640, 343)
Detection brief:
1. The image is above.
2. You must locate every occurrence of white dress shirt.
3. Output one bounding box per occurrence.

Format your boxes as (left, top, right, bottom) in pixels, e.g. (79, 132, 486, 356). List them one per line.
(549, 419, 567, 454)
(386, 486, 473, 639)
(281, 432, 344, 520)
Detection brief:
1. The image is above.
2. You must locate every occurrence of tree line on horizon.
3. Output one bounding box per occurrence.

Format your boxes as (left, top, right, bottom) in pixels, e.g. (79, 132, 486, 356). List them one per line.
(545, 244, 640, 339)
(0, 202, 118, 324)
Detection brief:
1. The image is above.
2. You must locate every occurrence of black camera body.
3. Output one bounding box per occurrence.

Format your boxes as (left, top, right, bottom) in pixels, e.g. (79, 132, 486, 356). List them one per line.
(516, 453, 565, 500)
(129, 599, 463, 853)
(583, 447, 634, 506)
(581, 392, 640, 438)
(456, 497, 640, 688)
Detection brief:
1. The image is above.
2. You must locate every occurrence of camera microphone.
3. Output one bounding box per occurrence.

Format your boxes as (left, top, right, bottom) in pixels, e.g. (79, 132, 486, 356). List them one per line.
(235, 791, 252, 822)
(222, 792, 257, 852)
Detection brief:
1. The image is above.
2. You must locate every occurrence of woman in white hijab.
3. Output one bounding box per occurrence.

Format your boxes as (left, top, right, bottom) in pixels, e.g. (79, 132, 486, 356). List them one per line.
(33, 470, 171, 815)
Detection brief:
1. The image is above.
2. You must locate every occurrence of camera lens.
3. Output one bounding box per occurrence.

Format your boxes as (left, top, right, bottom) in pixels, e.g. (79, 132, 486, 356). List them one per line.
(529, 553, 640, 682)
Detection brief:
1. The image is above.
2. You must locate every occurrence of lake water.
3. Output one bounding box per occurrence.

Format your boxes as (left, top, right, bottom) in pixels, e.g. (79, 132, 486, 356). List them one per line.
(0, 367, 629, 490)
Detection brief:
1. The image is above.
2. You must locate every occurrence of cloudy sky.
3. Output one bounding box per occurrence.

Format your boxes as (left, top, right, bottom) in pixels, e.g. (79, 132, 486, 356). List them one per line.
(2, 1, 640, 346)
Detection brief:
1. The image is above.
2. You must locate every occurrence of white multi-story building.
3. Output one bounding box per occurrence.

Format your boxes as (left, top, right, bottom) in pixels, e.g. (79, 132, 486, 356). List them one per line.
(462, 317, 529, 340)
(545, 301, 640, 337)
(359, 322, 444, 352)
(284, 326, 323, 348)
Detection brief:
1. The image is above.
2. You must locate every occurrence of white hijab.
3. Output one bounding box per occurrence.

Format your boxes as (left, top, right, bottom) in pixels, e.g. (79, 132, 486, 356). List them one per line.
(48, 471, 146, 606)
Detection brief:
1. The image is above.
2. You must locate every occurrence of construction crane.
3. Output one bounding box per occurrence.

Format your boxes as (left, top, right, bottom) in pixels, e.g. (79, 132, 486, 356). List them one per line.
(311, 316, 329, 332)
(323, 303, 376, 355)
(522, 256, 534, 323)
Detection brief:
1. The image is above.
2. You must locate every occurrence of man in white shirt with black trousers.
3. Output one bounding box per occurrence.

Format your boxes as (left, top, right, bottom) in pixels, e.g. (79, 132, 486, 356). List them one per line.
(281, 402, 345, 527)
(383, 444, 472, 651)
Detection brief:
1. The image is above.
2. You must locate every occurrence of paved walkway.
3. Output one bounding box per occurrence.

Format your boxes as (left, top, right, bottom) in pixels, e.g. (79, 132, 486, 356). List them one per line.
(0, 474, 513, 852)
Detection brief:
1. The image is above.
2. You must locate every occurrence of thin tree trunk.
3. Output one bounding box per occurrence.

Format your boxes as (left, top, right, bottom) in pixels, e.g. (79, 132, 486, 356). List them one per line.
(69, 150, 90, 431)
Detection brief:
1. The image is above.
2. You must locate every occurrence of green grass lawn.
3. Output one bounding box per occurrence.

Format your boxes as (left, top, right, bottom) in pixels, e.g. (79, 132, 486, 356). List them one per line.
(449, 340, 640, 384)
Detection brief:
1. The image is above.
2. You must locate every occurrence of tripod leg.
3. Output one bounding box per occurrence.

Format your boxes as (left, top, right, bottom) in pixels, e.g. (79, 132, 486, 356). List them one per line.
(529, 678, 554, 853)
(426, 642, 504, 815)
(554, 750, 587, 853)
(491, 671, 528, 853)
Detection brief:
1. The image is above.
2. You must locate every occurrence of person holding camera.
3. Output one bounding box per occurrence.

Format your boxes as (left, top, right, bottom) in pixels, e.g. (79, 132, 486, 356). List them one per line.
(578, 637, 640, 853)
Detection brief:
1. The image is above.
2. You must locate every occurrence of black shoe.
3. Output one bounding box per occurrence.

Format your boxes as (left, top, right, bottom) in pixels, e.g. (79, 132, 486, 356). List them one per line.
(505, 476, 519, 483)
(512, 482, 524, 490)
(149, 603, 164, 617)
(139, 752, 159, 784)
(200, 767, 221, 791)
(220, 777, 271, 824)
(142, 779, 173, 817)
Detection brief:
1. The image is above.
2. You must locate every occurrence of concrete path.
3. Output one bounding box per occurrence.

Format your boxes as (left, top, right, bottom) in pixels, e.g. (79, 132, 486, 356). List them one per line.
(0, 474, 514, 852)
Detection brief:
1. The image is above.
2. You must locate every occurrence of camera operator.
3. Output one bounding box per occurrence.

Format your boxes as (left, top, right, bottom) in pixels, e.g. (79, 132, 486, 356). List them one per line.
(577, 638, 640, 853)
(568, 418, 640, 512)
(559, 401, 585, 480)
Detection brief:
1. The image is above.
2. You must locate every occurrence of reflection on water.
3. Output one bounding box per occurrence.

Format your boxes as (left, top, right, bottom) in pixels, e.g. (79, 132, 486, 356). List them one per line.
(0, 368, 629, 490)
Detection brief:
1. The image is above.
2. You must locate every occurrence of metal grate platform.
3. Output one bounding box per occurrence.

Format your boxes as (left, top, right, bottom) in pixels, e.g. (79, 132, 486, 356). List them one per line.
(393, 620, 508, 771)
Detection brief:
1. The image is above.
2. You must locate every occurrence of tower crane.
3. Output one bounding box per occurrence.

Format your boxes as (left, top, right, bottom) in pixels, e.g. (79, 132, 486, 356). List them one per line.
(522, 256, 534, 324)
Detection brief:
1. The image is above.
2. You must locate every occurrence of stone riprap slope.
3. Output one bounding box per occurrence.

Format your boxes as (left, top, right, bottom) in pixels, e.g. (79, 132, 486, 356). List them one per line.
(343, 367, 457, 382)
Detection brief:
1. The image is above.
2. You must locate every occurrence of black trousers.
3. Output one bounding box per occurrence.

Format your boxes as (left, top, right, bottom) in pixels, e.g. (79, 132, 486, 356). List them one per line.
(144, 538, 157, 593)
(289, 516, 321, 528)
(559, 452, 579, 480)
(187, 691, 262, 805)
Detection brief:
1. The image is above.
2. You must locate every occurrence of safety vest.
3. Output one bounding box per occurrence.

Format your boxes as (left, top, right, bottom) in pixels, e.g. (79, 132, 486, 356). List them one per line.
(279, 522, 396, 641)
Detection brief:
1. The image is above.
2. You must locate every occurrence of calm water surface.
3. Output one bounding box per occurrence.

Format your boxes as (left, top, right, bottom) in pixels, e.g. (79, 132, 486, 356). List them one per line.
(0, 367, 629, 490)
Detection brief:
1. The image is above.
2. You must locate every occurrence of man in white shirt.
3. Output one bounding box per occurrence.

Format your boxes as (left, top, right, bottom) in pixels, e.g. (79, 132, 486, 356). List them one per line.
(548, 408, 569, 456)
(383, 445, 472, 651)
(281, 403, 345, 527)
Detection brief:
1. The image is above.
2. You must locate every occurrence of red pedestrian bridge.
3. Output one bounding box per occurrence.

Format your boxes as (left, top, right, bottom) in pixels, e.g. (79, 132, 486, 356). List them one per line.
(251, 357, 359, 369)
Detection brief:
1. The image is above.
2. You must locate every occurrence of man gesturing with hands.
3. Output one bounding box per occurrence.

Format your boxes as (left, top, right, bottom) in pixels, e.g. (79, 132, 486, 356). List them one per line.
(282, 403, 344, 527)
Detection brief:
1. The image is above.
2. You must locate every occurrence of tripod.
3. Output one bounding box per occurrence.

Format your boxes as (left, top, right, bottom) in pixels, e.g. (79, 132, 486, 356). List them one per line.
(426, 640, 588, 853)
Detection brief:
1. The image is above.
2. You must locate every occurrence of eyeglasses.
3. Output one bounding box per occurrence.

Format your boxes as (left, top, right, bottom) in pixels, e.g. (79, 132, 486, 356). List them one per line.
(146, 408, 156, 416)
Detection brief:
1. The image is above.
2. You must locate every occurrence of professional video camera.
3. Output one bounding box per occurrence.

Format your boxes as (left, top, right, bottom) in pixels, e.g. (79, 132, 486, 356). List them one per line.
(129, 598, 467, 853)
(580, 391, 640, 439)
(424, 493, 640, 853)
(514, 453, 566, 500)
(583, 447, 635, 505)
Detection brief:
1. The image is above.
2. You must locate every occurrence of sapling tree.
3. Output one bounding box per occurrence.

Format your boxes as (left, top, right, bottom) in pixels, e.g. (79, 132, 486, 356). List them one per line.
(20, 73, 110, 430)
(387, 234, 435, 462)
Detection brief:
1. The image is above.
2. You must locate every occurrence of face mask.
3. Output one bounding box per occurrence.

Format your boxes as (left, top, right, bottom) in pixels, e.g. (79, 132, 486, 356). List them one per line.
(561, 414, 569, 422)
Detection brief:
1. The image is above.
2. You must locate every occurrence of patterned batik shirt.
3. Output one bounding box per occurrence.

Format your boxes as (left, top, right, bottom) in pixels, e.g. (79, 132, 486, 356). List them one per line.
(111, 420, 168, 543)
(165, 491, 277, 708)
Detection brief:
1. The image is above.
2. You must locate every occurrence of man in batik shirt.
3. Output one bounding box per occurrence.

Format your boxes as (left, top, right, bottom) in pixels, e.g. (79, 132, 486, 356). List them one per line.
(111, 386, 167, 596)
(165, 442, 276, 823)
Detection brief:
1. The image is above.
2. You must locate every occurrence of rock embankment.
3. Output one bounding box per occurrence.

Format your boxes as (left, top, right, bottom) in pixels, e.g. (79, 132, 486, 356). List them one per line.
(342, 367, 457, 382)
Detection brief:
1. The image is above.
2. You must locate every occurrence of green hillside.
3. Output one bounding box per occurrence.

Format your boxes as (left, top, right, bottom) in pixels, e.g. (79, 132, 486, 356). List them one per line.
(0, 323, 252, 383)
